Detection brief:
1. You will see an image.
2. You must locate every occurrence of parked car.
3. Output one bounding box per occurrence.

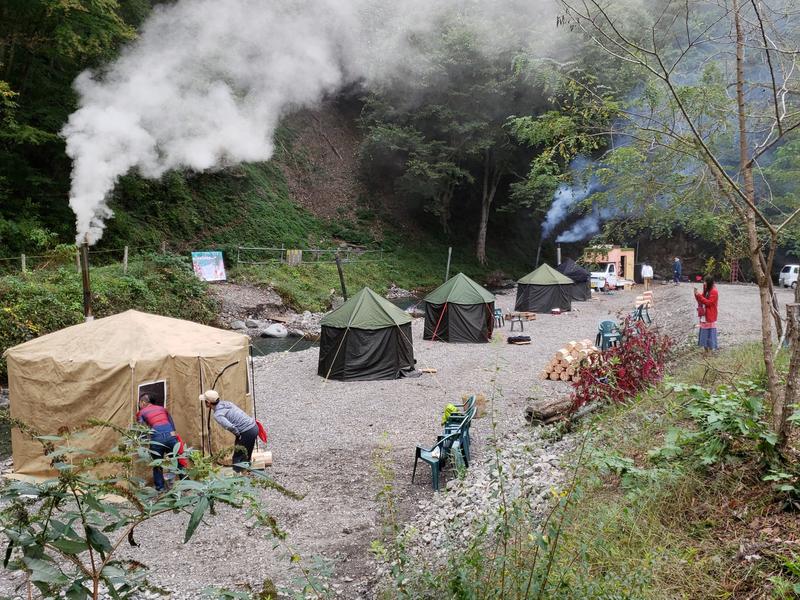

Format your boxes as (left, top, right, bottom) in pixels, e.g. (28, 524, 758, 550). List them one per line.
(778, 264, 799, 288)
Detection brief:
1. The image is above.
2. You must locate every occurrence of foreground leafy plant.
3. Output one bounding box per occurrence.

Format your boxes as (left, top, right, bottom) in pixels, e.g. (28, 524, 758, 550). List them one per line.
(0, 417, 295, 599)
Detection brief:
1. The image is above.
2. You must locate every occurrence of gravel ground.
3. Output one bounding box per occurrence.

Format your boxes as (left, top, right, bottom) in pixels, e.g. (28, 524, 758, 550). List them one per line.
(1, 282, 788, 598)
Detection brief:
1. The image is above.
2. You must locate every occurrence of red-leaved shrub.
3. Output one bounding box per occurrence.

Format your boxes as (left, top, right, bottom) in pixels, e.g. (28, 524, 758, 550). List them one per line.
(570, 318, 673, 412)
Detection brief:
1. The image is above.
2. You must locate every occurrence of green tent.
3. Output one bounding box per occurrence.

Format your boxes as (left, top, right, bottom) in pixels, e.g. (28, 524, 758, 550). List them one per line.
(423, 273, 495, 343)
(515, 264, 573, 312)
(318, 287, 415, 380)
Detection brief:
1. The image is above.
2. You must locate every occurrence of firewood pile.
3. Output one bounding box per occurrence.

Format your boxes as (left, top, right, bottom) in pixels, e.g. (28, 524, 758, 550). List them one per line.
(540, 339, 599, 382)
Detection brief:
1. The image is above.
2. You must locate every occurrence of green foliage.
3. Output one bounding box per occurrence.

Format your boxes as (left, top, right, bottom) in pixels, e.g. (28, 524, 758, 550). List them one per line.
(656, 381, 779, 467)
(0, 415, 293, 599)
(0, 252, 217, 380)
(0, 1, 137, 251)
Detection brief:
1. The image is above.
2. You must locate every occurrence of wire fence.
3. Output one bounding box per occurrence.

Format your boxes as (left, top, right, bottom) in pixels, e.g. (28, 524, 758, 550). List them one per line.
(236, 246, 385, 265)
(0, 243, 388, 275)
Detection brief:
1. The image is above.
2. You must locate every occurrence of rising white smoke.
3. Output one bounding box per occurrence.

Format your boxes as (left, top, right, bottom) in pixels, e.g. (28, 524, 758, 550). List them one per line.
(62, 0, 561, 244)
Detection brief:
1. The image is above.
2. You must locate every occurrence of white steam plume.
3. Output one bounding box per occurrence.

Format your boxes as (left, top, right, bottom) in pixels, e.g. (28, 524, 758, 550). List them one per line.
(540, 155, 592, 240)
(62, 0, 560, 244)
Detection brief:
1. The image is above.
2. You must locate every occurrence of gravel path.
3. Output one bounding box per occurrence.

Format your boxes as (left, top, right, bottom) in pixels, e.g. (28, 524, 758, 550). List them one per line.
(1, 282, 787, 598)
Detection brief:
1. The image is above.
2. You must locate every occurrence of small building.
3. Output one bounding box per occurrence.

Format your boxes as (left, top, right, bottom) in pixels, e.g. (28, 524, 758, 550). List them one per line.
(583, 245, 636, 282)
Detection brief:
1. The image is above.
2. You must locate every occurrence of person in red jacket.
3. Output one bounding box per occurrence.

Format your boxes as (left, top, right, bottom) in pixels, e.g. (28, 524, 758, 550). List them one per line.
(136, 394, 181, 491)
(695, 275, 719, 353)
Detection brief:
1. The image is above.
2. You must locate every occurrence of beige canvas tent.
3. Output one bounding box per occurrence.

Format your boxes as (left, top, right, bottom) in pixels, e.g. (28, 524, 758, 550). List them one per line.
(3, 310, 251, 476)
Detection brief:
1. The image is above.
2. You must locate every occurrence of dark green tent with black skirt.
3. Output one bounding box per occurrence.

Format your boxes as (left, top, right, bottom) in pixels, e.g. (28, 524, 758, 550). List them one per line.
(515, 264, 573, 313)
(556, 258, 592, 301)
(318, 287, 415, 381)
(423, 273, 495, 343)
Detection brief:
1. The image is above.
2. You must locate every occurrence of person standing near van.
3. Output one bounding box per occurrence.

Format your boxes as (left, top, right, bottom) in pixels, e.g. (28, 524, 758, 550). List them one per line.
(673, 257, 682, 284)
(641, 262, 654, 291)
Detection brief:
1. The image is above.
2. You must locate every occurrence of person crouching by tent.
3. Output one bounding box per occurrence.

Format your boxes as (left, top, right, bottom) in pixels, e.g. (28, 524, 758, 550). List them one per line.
(202, 390, 261, 472)
(136, 394, 182, 492)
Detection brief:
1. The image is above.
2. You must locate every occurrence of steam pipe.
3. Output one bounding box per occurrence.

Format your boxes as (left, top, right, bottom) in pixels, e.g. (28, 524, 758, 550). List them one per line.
(535, 241, 542, 268)
(80, 241, 93, 321)
(557, 244, 562, 266)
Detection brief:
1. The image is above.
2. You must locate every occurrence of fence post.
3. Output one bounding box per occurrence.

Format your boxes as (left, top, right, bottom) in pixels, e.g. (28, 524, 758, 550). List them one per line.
(76, 249, 81, 274)
(335, 254, 348, 301)
(237, 246, 240, 266)
(160, 241, 167, 254)
(20, 254, 26, 273)
(123, 246, 129, 274)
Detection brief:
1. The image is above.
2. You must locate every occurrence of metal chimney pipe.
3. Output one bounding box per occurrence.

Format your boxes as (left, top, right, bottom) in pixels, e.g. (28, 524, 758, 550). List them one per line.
(80, 241, 93, 321)
(556, 244, 562, 266)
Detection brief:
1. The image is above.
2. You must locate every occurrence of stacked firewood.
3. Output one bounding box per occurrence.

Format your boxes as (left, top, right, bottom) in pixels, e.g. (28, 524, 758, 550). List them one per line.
(540, 339, 599, 382)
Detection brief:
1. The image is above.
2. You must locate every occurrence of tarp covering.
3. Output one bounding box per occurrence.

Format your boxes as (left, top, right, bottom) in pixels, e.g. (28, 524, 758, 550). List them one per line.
(424, 272, 495, 305)
(317, 323, 414, 381)
(3, 310, 251, 476)
(320, 287, 412, 329)
(556, 258, 590, 282)
(515, 264, 572, 312)
(557, 259, 592, 301)
(423, 301, 495, 343)
(318, 287, 415, 381)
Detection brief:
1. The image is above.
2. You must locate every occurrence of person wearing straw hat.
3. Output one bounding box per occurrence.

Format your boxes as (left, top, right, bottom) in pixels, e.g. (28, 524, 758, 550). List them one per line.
(201, 390, 259, 472)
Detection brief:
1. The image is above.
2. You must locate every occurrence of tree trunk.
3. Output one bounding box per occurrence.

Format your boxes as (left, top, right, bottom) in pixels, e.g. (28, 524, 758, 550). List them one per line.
(438, 183, 454, 235)
(525, 397, 574, 424)
(733, 1, 782, 438)
(782, 303, 800, 452)
(476, 150, 500, 265)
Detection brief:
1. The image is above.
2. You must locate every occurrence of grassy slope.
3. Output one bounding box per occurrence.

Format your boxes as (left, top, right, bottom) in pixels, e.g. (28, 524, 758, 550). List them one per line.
(548, 345, 800, 599)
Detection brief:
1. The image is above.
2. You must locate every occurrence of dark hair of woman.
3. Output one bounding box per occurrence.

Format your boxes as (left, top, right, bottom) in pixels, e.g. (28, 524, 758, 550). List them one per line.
(703, 275, 715, 298)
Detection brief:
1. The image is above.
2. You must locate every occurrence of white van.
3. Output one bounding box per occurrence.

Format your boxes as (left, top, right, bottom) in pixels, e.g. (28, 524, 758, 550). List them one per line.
(779, 264, 799, 288)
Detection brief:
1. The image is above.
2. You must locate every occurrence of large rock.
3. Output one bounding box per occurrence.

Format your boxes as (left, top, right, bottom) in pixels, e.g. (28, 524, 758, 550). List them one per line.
(262, 323, 289, 338)
(230, 320, 247, 330)
(245, 319, 261, 329)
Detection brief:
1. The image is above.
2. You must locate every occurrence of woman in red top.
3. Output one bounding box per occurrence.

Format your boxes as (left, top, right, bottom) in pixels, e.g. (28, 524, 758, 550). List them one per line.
(695, 275, 719, 353)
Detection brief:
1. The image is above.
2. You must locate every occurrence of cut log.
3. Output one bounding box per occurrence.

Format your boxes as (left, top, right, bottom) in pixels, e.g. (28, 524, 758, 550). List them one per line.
(524, 396, 575, 424)
(251, 450, 273, 469)
(549, 372, 560, 380)
(559, 372, 570, 381)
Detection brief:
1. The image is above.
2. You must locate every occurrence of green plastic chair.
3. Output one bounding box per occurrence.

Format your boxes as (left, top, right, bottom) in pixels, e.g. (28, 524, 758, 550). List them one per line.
(443, 405, 476, 467)
(412, 431, 461, 491)
(631, 304, 652, 324)
(493, 308, 505, 328)
(595, 320, 622, 351)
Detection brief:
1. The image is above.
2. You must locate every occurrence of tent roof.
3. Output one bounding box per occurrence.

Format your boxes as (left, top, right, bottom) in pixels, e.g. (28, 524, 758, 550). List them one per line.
(320, 287, 412, 330)
(518, 264, 574, 285)
(556, 258, 591, 282)
(3, 310, 248, 365)
(424, 272, 495, 305)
